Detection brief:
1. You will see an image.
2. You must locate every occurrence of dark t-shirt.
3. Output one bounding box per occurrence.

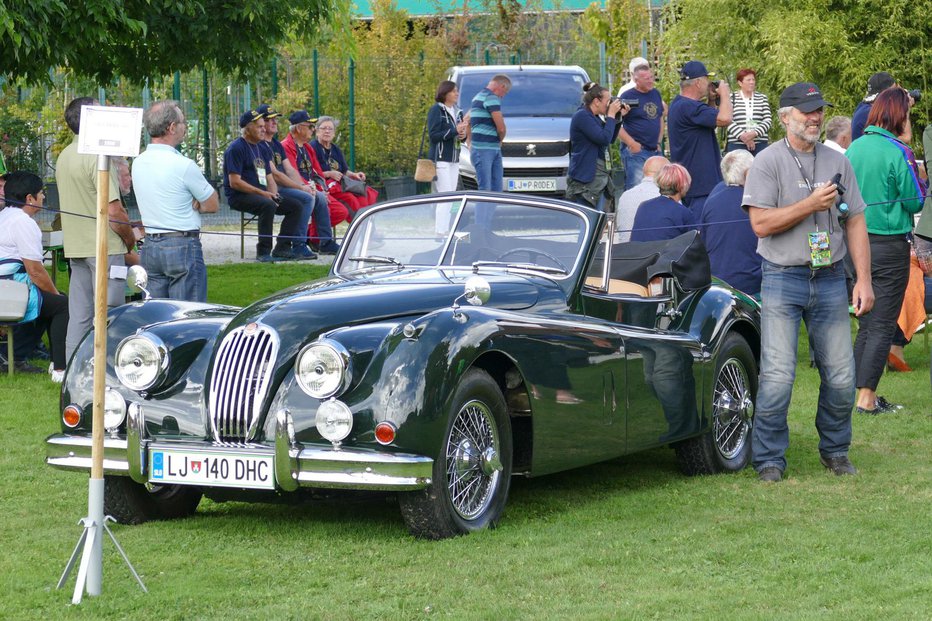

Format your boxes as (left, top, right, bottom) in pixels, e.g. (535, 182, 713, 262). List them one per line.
(700, 182, 763, 295)
(630, 195, 697, 242)
(223, 137, 271, 200)
(311, 140, 349, 174)
(668, 95, 723, 199)
(619, 87, 663, 151)
(261, 138, 288, 171)
(851, 101, 871, 141)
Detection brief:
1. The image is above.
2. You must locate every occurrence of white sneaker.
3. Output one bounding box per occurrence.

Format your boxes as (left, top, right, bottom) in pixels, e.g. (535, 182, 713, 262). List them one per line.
(49, 363, 65, 384)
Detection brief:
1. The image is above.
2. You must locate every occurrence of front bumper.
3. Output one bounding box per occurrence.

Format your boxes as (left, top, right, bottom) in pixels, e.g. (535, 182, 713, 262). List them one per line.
(46, 407, 433, 492)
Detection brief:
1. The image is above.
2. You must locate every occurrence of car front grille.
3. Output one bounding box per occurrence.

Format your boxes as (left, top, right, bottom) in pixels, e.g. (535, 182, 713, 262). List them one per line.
(501, 142, 569, 158)
(505, 167, 567, 177)
(208, 323, 279, 442)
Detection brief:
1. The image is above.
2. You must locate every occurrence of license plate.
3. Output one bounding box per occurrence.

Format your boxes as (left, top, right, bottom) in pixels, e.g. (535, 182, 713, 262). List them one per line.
(507, 178, 557, 192)
(149, 447, 275, 490)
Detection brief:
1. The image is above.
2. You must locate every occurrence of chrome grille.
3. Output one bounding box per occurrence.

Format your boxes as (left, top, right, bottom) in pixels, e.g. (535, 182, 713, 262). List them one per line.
(208, 323, 279, 442)
(502, 141, 569, 158)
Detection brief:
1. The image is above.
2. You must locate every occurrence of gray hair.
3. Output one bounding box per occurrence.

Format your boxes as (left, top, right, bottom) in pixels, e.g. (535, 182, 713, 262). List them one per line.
(632, 64, 650, 75)
(825, 116, 852, 141)
(720, 150, 754, 186)
(680, 77, 700, 89)
(144, 100, 184, 137)
(776, 106, 794, 126)
(317, 115, 338, 129)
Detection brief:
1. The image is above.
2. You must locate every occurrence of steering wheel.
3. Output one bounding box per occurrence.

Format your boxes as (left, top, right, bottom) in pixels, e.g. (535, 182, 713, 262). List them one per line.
(494, 247, 569, 272)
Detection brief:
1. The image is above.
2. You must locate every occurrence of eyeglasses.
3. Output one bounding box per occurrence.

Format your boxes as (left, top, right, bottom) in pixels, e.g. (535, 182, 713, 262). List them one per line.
(299, 123, 315, 129)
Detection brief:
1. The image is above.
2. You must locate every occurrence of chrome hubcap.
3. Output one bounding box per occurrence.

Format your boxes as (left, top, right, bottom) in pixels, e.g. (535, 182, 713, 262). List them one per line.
(446, 399, 502, 520)
(713, 357, 753, 460)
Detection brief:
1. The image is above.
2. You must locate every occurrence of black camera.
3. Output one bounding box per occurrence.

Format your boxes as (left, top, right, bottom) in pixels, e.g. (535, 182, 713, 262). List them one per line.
(908, 89, 922, 103)
(710, 80, 720, 88)
(619, 98, 640, 108)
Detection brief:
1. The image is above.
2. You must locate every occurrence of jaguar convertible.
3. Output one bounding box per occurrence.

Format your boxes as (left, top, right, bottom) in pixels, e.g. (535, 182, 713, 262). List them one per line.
(46, 192, 760, 539)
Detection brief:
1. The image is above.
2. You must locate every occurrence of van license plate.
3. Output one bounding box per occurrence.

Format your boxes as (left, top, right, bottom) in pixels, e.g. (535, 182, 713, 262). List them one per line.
(507, 179, 557, 192)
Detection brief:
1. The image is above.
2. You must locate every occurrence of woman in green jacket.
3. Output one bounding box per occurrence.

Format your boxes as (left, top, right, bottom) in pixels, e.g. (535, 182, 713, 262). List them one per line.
(846, 87, 926, 413)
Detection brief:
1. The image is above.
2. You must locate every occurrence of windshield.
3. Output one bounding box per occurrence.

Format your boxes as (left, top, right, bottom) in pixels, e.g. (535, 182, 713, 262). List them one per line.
(335, 198, 588, 277)
(457, 70, 588, 117)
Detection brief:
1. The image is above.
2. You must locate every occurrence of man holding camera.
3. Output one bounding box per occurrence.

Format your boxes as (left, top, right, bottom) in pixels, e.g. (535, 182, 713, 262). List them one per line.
(223, 109, 306, 262)
(743, 82, 874, 483)
(617, 62, 666, 191)
(667, 61, 732, 216)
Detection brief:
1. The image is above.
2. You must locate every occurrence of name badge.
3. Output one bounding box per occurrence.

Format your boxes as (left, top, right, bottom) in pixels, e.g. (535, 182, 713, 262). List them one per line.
(257, 167, 267, 187)
(808, 230, 831, 267)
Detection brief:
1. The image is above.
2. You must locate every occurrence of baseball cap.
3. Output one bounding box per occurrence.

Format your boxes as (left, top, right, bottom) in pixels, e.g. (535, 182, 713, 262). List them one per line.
(256, 103, 282, 119)
(288, 110, 318, 125)
(239, 109, 262, 128)
(680, 60, 714, 80)
(864, 71, 895, 101)
(779, 82, 833, 113)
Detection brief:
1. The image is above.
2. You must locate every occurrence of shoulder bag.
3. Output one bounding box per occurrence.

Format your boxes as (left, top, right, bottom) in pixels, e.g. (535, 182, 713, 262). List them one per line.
(414, 113, 437, 183)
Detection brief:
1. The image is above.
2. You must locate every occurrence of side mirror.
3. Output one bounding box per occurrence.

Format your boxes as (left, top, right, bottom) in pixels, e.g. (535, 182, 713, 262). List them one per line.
(463, 276, 491, 306)
(127, 265, 151, 300)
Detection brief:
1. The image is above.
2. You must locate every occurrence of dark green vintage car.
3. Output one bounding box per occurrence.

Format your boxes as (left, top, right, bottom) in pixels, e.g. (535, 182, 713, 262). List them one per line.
(46, 192, 760, 539)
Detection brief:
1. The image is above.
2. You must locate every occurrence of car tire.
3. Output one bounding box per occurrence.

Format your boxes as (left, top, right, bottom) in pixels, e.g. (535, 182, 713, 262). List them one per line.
(674, 332, 756, 476)
(399, 368, 512, 539)
(104, 476, 202, 525)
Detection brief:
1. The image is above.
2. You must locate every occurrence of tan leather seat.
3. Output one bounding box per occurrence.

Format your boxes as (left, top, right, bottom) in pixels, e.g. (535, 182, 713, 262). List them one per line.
(585, 277, 648, 297)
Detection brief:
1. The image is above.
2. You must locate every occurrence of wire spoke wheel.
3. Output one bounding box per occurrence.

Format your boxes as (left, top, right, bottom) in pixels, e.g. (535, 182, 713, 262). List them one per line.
(445, 399, 502, 520)
(713, 356, 754, 461)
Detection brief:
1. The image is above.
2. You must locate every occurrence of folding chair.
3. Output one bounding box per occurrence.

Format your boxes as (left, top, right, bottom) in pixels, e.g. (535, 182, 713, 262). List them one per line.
(0, 280, 28, 376)
(240, 210, 260, 259)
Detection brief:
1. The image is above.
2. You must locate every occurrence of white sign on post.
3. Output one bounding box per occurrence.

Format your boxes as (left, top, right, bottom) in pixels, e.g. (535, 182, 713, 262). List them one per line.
(77, 106, 143, 157)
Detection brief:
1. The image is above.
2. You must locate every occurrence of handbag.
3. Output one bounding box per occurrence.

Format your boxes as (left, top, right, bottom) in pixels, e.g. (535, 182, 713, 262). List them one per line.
(341, 176, 367, 196)
(414, 116, 436, 183)
(914, 234, 932, 276)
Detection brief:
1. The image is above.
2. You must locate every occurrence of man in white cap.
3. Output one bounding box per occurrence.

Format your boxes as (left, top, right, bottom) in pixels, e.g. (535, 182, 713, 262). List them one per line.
(617, 56, 649, 97)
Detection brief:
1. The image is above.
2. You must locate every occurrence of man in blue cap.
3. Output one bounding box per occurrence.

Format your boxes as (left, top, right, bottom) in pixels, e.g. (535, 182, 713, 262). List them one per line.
(743, 82, 874, 483)
(256, 103, 320, 259)
(667, 60, 732, 217)
(223, 109, 307, 262)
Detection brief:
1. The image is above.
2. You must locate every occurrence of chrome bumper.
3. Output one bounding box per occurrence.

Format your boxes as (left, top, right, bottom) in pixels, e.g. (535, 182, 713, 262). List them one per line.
(45, 408, 433, 492)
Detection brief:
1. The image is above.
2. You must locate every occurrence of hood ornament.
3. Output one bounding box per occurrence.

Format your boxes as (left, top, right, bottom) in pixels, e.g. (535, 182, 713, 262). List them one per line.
(526, 144, 537, 156)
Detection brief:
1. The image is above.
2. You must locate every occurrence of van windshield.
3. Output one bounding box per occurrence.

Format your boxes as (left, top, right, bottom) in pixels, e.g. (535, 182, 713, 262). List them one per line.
(457, 71, 588, 117)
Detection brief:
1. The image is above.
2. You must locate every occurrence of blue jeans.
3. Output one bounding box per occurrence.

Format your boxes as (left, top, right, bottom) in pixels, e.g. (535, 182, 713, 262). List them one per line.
(278, 187, 316, 247)
(141, 235, 208, 302)
(470, 147, 503, 192)
(752, 260, 855, 472)
(620, 145, 660, 191)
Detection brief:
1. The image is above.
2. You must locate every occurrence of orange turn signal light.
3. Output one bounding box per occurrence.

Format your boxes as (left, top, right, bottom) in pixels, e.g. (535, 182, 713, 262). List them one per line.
(63, 405, 83, 428)
(374, 422, 396, 445)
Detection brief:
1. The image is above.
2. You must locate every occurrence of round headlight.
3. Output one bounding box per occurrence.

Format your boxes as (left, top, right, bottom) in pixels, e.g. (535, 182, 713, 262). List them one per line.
(114, 333, 168, 391)
(104, 388, 127, 432)
(316, 399, 353, 443)
(295, 341, 351, 398)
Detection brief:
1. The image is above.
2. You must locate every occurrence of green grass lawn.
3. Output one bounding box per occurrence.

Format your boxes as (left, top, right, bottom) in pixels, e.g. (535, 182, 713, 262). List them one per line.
(1, 264, 930, 619)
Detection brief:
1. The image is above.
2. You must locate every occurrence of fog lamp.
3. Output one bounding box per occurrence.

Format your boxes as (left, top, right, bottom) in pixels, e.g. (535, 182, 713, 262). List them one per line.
(316, 399, 353, 443)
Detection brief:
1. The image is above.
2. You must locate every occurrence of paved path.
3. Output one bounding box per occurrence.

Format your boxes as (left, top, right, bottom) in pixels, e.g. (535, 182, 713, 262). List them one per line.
(200, 225, 342, 265)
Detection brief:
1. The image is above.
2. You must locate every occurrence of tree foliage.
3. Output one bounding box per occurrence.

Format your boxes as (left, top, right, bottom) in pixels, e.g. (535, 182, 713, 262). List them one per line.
(656, 0, 932, 146)
(0, 0, 349, 84)
(581, 0, 650, 79)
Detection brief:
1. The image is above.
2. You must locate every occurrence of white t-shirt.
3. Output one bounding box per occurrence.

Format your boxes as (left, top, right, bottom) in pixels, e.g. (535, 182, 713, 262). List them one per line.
(0, 207, 43, 264)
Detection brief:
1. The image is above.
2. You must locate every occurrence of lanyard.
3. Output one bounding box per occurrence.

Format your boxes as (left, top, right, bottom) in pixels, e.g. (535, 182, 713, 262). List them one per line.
(784, 138, 831, 234)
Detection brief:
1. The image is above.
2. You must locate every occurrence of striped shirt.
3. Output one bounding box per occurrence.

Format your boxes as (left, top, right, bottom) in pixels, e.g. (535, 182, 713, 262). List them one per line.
(469, 88, 502, 150)
(726, 91, 772, 144)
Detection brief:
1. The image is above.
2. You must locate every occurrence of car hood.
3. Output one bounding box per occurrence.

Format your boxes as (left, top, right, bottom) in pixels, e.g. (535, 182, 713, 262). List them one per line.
(223, 268, 558, 349)
(501, 116, 571, 142)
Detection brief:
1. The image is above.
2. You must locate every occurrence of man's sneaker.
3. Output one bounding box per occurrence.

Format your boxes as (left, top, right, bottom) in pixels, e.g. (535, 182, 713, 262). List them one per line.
(49, 363, 65, 384)
(292, 245, 318, 261)
(14, 361, 45, 374)
(256, 254, 278, 263)
(318, 241, 341, 255)
(758, 466, 783, 482)
(271, 245, 297, 260)
(820, 455, 857, 476)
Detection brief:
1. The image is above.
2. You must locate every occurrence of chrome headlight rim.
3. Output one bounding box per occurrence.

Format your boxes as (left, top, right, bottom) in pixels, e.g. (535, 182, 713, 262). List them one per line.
(295, 339, 352, 399)
(114, 332, 170, 392)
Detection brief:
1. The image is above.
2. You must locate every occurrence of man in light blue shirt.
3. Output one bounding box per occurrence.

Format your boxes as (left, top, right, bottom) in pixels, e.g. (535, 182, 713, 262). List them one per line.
(132, 100, 218, 302)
